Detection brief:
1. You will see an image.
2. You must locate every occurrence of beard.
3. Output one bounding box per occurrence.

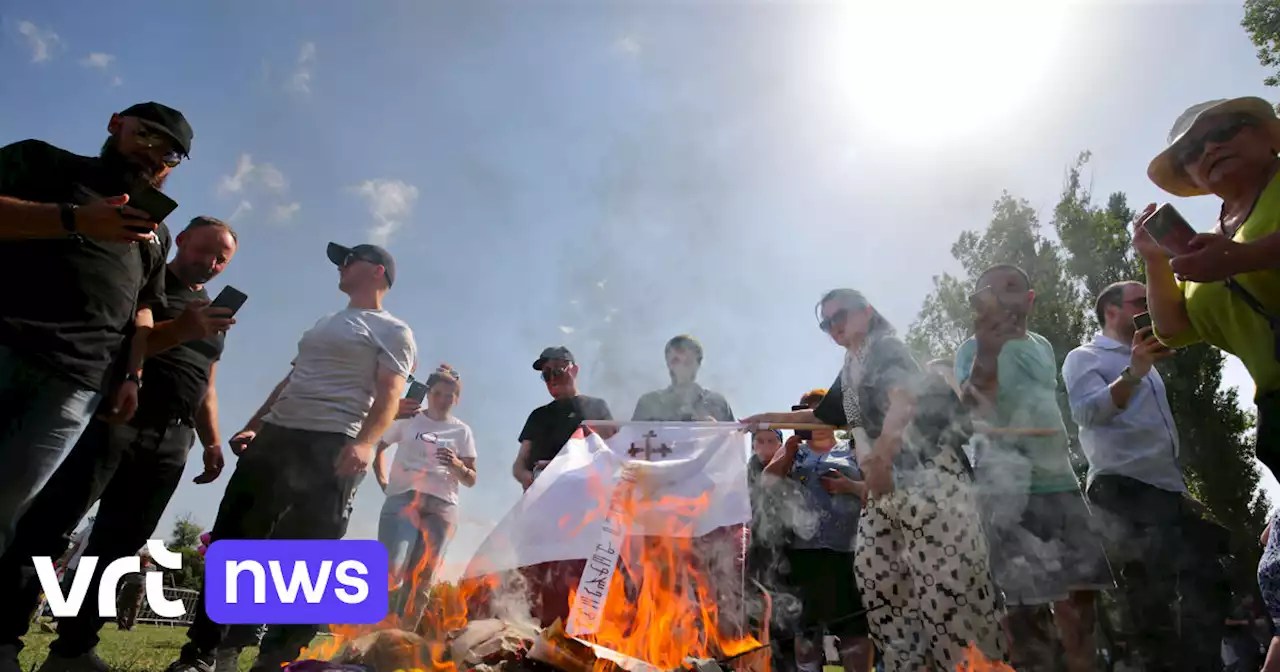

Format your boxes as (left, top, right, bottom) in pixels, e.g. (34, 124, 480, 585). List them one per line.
(99, 137, 168, 191)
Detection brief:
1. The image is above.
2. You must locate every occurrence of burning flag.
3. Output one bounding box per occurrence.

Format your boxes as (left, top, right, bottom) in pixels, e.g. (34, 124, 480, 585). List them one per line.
(463, 423, 751, 577)
(461, 423, 757, 669)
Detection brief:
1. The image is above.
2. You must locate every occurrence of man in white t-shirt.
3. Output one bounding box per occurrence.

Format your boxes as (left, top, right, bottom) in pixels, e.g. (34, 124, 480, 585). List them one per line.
(170, 242, 417, 672)
(373, 364, 476, 628)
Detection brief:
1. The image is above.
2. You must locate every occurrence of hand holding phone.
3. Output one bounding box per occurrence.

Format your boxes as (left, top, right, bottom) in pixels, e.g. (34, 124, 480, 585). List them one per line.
(406, 381, 428, 403)
(1132, 312, 1153, 332)
(210, 286, 249, 316)
(127, 186, 179, 223)
(1143, 204, 1197, 257)
(791, 404, 812, 441)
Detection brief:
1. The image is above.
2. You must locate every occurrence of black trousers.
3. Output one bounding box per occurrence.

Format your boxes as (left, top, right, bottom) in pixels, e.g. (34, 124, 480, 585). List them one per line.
(180, 423, 361, 670)
(1087, 474, 1230, 672)
(0, 414, 194, 653)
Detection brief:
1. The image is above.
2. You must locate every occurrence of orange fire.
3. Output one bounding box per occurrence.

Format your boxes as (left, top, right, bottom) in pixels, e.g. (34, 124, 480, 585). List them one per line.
(570, 480, 763, 672)
(955, 642, 1016, 671)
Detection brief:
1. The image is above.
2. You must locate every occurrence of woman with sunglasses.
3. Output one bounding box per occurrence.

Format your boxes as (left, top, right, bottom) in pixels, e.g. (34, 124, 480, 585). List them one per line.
(744, 289, 1005, 671)
(1137, 97, 1280, 479)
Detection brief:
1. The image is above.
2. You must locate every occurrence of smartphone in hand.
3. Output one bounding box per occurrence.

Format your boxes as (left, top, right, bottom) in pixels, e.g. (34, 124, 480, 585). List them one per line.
(791, 404, 813, 441)
(406, 381, 428, 403)
(210, 285, 248, 316)
(1145, 204, 1197, 256)
(1132, 312, 1153, 332)
(968, 286, 999, 314)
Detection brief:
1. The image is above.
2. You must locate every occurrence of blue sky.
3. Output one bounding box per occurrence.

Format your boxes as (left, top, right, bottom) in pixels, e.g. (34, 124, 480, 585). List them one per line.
(2, 0, 1275, 577)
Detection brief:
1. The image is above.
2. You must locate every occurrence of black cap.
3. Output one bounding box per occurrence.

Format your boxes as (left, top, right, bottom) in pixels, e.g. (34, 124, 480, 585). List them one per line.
(118, 102, 193, 157)
(327, 242, 397, 287)
(532, 346, 574, 371)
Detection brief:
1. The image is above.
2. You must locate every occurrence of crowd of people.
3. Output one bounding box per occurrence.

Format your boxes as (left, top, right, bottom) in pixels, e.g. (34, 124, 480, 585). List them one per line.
(2, 92, 1280, 672)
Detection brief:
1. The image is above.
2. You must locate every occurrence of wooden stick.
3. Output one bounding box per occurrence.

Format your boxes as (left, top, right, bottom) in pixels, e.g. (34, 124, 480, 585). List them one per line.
(582, 419, 1062, 436)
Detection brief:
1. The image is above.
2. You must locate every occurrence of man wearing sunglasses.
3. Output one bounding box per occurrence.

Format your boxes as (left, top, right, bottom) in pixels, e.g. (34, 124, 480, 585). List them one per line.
(166, 241, 417, 672)
(0, 102, 193, 561)
(513, 346, 614, 627)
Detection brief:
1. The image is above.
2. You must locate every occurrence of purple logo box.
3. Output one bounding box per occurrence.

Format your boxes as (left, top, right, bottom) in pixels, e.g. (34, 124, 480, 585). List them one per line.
(205, 539, 388, 624)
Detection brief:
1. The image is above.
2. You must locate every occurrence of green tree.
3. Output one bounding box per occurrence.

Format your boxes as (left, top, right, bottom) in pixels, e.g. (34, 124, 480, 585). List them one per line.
(913, 151, 1269, 588)
(1244, 0, 1280, 87)
(907, 191, 1089, 473)
(168, 513, 205, 591)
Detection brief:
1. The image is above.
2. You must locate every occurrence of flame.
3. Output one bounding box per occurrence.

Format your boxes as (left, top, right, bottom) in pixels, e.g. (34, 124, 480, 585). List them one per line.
(955, 642, 1016, 671)
(571, 478, 763, 672)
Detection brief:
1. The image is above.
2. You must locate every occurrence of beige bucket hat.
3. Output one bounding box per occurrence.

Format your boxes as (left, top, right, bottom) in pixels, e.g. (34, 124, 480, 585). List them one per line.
(1147, 96, 1280, 197)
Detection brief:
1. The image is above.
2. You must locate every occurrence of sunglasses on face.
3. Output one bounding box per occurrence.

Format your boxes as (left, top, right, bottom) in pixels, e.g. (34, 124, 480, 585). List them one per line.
(342, 252, 381, 268)
(541, 367, 571, 382)
(819, 308, 850, 334)
(132, 126, 184, 168)
(1176, 115, 1256, 167)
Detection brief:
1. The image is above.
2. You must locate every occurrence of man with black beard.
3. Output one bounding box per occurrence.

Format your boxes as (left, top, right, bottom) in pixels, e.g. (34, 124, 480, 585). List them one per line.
(0, 102, 193, 558)
(0, 216, 237, 672)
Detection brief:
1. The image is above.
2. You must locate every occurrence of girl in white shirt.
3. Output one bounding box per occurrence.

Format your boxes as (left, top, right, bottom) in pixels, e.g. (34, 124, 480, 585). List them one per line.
(374, 365, 477, 626)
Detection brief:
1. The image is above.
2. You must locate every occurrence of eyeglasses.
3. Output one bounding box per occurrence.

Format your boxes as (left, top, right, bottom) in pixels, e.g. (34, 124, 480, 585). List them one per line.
(541, 367, 572, 382)
(132, 126, 184, 168)
(1176, 115, 1256, 167)
(342, 252, 381, 268)
(819, 308, 849, 334)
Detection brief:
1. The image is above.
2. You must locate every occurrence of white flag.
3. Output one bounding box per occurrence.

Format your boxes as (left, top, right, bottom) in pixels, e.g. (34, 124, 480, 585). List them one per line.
(462, 423, 751, 579)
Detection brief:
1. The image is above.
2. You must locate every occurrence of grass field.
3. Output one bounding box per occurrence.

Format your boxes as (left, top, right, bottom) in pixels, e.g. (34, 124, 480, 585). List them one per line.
(19, 622, 196, 672)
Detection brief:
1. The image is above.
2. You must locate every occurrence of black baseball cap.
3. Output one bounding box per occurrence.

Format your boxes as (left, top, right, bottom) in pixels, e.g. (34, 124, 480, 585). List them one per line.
(118, 102, 193, 157)
(326, 242, 397, 287)
(532, 346, 574, 371)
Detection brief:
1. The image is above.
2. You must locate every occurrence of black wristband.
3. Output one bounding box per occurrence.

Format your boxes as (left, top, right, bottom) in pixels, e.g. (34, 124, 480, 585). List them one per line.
(58, 203, 77, 233)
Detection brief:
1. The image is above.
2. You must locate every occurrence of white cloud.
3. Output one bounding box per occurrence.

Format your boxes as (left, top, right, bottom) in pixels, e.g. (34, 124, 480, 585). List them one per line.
(17, 21, 60, 63)
(350, 179, 419, 245)
(218, 154, 287, 196)
(218, 154, 255, 196)
(287, 42, 316, 95)
(110, 75, 122, 87)
(228, 201, 253, 222)
(559, 326, 576, 334)
(80, 52, 113, 69)
(612, 35, 641, 58)
(271, 202, 301, 223)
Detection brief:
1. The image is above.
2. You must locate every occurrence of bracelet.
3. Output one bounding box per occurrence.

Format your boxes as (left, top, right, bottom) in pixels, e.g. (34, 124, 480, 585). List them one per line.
(58, 203, 77, 233)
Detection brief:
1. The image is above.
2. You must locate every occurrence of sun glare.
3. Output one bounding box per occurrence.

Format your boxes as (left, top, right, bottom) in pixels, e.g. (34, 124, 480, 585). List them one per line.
(815, 1, 1072, 147)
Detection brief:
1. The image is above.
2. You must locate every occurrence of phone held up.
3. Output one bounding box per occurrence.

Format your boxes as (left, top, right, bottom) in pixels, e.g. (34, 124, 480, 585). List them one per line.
(1144, 204, 1197, 257)
(1132, 311, 1153, 332)
(406, 380, 429, 404)
(791, 404, 812, 441)
(123, 186, 179, 234)
(209, 285, 249, 316)
(968, 285, 999, 315)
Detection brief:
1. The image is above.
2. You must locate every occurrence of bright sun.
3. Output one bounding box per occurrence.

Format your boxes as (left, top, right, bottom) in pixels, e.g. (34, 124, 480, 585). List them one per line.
(813, 1, 1073, 147)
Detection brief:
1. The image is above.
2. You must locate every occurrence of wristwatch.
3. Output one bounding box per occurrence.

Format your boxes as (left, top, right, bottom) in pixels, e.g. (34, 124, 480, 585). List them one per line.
(124, 372, 143, 389)
(1119, 366, 1143, 386)
(58, 203, 77, 233)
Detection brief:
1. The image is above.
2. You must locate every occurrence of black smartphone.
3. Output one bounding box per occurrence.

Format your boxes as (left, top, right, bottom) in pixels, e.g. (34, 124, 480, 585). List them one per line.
(968, 285, 999, 314)
(128, 186, 179, 222)
(1145, 204, 1197, 256)
(406, 381, 428, 403)
(1132, 312, 1153, 331)
(791, 404, 812, 441)
(209, 285, 248, 316)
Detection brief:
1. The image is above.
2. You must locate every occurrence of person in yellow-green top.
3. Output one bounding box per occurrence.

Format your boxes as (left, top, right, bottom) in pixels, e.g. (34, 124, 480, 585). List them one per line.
(1137, 96, 1280, 481)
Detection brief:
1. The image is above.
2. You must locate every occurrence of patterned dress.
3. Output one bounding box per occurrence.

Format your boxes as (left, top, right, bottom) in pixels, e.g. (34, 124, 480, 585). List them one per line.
(814, 333, 1007, 670)
(1259, 513, 1280, 629)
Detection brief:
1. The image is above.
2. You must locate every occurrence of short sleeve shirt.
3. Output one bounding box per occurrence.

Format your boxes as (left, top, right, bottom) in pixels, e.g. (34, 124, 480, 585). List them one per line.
(954, 331, 1077, 493)
(380, 414, 477, 504)
(264, 308, 417, 437)
(0, 139, 171, 390)
(518, 395, 613, 469)
(786, 441, 863, 552)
